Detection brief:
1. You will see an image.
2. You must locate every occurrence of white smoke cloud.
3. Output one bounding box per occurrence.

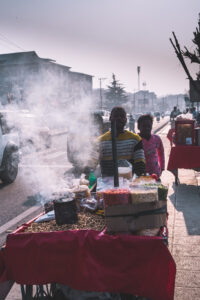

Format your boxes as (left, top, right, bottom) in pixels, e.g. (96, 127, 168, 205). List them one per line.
(1, 64, 98, 201)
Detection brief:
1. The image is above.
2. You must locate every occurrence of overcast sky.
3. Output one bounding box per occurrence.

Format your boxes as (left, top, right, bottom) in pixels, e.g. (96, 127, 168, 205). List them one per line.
(0, 0, 199, 97)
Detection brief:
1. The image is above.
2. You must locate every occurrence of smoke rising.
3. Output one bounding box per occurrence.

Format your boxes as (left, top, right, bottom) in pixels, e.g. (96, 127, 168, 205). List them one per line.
(1, 63, 97, 201)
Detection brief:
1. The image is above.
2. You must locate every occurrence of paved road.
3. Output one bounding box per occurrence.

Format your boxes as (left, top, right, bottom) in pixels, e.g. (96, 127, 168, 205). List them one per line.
(0, 132, 71, 246)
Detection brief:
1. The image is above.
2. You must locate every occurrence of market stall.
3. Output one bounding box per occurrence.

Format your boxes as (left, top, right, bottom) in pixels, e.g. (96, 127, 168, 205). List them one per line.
(0, 119, 176, 300)
(167, 118, 200, 184)
(0, 174, 175, 300)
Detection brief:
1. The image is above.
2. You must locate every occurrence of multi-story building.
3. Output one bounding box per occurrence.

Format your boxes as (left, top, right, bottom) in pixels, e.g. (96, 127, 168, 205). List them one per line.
(0, 51, 92, 107)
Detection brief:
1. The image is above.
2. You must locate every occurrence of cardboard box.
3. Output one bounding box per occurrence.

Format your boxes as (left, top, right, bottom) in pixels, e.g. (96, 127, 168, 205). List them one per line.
(105, 201, 167, 232)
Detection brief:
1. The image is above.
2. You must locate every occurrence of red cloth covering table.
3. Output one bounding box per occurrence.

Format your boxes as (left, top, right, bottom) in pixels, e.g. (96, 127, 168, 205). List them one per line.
(167, 145, 200, 184)
(0, 229, 176, 300)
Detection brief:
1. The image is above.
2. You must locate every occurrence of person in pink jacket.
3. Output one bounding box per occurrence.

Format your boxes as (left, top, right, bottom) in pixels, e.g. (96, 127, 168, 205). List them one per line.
(137, 114, 165, 178)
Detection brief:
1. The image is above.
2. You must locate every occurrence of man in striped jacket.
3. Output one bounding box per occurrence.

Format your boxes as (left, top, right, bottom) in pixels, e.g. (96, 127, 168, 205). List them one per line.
(90, 106, 146, 177)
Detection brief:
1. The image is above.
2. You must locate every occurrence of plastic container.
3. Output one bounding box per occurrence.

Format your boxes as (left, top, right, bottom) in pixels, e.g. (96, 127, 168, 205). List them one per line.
(118, 159, 132, 179)
(130, 186, 158, 204)
(103, 188, 130, 208)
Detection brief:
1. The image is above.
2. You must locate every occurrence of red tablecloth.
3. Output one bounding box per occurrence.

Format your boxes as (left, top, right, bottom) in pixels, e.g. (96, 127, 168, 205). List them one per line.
(167, 145, 200, 171)
(0, 230, 176, 300)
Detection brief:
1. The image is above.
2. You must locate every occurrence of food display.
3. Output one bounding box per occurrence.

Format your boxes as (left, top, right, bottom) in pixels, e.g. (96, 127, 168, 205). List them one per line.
(21, 174, 167, 239)
(71, 185, 91, 200)
(103, 188, 130, 207)
(131, 175, 156, 186)
(143, 183, 168, 201)
(130, 188, 158, 204)
(157, 184, 168, 201)
(101, 176, 167, 236)
(24, 212, 105, 233)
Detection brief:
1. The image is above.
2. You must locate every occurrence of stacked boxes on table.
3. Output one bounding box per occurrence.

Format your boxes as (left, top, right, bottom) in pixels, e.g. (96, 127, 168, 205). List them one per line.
(102, 179, 168, 235)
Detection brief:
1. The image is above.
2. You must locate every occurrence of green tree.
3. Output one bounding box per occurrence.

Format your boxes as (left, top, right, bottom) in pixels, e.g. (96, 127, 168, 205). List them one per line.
(106, 73, 127, 107)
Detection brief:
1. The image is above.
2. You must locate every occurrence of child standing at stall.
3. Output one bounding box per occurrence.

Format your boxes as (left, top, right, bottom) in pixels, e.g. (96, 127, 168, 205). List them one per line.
(137, 114, 165, 178)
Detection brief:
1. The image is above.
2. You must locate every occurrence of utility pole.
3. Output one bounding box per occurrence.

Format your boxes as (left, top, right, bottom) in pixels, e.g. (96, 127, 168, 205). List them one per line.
(99, 78, 106, 110)
(133, 90, 136, 113)
(137, 66, 141, 91)
(142, 81, 146, 111)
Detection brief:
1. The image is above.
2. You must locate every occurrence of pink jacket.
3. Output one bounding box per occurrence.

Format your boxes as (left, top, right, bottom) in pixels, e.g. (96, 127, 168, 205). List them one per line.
(142, 134, 165, 177)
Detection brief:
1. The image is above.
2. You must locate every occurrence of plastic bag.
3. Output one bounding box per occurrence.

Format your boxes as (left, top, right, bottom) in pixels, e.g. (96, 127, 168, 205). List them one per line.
(79, 196, 98, 212)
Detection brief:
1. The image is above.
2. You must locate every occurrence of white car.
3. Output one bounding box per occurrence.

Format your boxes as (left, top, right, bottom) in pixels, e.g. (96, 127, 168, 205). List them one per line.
(165, 111, 170, 116)
(0, 111, 20, 183)
(16, 112, 51, 151)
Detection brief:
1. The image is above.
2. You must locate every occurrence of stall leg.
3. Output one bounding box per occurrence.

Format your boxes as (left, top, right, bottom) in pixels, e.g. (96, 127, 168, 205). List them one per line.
(39, 285, 45, 300)
(173, 169, 179, 185)
(21, 285, 33, 300)
(175, 169, 179, 185)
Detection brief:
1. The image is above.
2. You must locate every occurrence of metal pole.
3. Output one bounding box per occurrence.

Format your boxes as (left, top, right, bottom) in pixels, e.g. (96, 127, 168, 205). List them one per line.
(137, 66, 141, 91)
(111, 120, 119, 187)
(99, 79, 102, 110)
(133, 91, 135, 113)
(99, 78, 106, 110)
(198, 13, 200, 110)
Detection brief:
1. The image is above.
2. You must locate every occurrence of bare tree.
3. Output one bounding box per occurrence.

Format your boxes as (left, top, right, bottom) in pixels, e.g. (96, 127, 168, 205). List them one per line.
(170, 15, 200, 95)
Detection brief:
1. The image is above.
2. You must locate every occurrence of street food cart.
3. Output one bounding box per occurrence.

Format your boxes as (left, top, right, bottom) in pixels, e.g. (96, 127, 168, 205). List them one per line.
(0, 121, 176, 300)
(0, 176, 176, 300)
(167, 118, 200, 184)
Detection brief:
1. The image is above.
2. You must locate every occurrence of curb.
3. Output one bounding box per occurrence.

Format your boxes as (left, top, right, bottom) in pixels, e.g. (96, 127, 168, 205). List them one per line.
(153, 120, 169, 134)
(50, 119, 169, 137)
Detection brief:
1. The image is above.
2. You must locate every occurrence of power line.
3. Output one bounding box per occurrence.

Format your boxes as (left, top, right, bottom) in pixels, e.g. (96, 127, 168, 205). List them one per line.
(0, 32, 26, 51)
(0, 38, 19, 52)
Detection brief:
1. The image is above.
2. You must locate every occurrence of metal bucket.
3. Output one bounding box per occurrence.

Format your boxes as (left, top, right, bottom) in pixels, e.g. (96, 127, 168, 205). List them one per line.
(54, 199, 78, 225)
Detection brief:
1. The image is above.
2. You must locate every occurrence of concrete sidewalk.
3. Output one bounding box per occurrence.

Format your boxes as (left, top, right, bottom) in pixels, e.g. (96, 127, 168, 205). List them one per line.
(161, 133, 200, 300)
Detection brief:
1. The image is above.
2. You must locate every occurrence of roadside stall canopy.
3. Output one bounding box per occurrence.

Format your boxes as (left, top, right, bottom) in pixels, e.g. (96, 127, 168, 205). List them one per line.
(0, 229, 176, 300)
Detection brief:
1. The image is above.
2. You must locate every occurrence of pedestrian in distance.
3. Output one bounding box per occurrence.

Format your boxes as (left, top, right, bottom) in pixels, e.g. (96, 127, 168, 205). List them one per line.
(170, 106, 180, 122)
(192, 107, 198, 120)
(129, 114, 135, 132)
(138, 114, 165, 178)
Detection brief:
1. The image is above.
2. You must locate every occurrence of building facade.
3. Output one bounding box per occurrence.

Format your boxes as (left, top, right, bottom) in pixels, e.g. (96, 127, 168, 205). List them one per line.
(0, 51, 93, 107)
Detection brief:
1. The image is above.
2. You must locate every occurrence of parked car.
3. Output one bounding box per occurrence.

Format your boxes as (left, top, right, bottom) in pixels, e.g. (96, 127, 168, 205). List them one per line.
(16, 112, 51, 150)
(0, 110, 20, 183)
(165, 111, 170, 116)
(0, 109, 51, 152)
